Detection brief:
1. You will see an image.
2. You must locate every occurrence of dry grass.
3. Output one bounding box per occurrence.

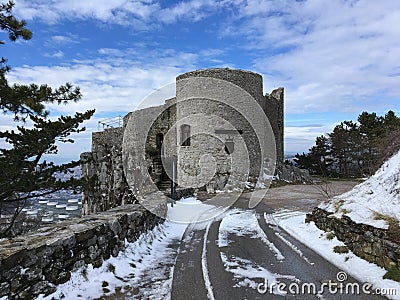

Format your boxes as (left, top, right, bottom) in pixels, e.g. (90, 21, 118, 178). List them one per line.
(334, 199, 345, 213)
(373, 212, 400, 242)
(325, 232, 335, 240)
(384, 266, 400, 282)
(333, 245, 349, 254)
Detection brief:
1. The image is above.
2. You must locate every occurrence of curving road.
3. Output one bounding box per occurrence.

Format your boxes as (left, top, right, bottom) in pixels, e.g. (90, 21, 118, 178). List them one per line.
(171, 196, 385, 300)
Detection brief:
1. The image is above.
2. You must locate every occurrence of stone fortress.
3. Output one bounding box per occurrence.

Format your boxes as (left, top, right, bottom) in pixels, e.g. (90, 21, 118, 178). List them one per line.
(81, 68, 284, 214)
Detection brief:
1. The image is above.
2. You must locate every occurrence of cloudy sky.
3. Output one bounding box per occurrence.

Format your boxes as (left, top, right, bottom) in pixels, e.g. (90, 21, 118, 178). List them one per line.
(2, 0, 400, 162)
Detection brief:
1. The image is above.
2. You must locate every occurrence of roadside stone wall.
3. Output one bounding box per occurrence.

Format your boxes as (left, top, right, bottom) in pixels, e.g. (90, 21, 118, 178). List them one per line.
(306, 207, 400, 269)
(0, 200, 166, 299)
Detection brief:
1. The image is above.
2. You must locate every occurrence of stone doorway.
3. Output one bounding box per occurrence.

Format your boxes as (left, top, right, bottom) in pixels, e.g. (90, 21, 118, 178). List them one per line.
(154, 133, 170, 190)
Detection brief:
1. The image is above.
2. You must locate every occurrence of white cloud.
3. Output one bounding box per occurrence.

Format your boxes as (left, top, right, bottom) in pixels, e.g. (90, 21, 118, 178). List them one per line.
(222, 0, 400, 114)
(45, 50, 64, 58)
(48, 34, 81, 45)
(14, 0, 139, 24)
(157, 0, 216, 23)
(5, 45, 220, 155)
(98, 48, 128, 57)
(13, 0, 218, 27)
(7, 0, 400, 158)
(7, 62, 181, 115)
(284, 123, 335, 155)
(0, 114, 17, 133)
(6, 44, 226, 116)
(4, 47, 203, 163)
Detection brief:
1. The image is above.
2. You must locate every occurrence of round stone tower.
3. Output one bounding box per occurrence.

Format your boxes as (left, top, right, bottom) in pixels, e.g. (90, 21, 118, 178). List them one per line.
(173, 68, 276, 192)
(176, 68, 266, 110)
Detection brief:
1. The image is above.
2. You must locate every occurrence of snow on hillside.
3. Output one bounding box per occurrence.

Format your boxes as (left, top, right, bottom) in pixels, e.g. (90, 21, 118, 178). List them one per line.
(274, 210, 400, 300)
(320, 150, 400, 229)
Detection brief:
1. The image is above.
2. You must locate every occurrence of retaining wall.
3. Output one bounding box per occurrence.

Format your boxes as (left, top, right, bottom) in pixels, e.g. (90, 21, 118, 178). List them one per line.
(0, 200, 166, 299)
(306, 207, 400, 269)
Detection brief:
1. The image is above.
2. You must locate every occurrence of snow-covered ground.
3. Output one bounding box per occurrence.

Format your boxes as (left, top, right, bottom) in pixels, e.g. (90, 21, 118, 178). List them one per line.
(218, 209, 297, 295)
(274, 210, 400, 299)
(167, 196, 226, 224)
(37, 222, 186, 300)
(320, 150, 400, 228)
(35, 202, 400, 299)
(38, 197, 212, 300)
(35, 146, 400, 300)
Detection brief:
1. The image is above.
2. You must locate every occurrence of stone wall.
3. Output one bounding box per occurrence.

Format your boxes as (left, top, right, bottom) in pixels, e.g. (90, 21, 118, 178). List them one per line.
(144, 101, 177, 189)
(0, 200, 166, 299)
(265, 88, 284, 164)
(81, 127, 133, 215)
(122, 104, 174, 199)
(306, 207, 400, 269)
(82, 68, 285, 213)
(175, 69, 278, 192)
(176, 68, 265, 108)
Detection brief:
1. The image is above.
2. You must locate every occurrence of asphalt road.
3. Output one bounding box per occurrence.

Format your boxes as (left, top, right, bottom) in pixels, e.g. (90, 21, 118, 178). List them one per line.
(171, 195, 386, 300)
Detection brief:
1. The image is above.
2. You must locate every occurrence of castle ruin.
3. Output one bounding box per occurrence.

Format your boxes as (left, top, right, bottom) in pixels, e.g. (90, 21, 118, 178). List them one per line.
(81, 68, 284, 214)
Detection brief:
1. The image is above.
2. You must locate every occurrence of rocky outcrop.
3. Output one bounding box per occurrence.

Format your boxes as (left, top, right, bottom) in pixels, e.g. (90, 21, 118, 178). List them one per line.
(81, 127, 135, 215)
(306, 207, 400, 269)
(276, 163, 313, 183)
(0, 200, 166, 300)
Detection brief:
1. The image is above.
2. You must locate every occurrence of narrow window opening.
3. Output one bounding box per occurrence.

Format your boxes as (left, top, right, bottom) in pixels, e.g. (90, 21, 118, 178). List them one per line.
(156, 133, 164, 155)
(180, 124, 191, 146)
(224, 137, 234, 155)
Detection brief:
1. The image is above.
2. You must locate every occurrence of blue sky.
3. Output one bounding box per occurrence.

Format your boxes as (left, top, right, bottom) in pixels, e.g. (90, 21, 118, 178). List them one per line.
(2, 0, 400, 162)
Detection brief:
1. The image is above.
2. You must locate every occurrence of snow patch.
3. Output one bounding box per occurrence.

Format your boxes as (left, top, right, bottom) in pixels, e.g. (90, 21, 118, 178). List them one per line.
(274, 211, 400, 300)
(219, 210, 284, 260)
(220, 252, 297, 295)
(320, 150, 400, 228)
(201, 222, 215, 300)
(167, 196, 226, 225)
(38, 221, 187, 299)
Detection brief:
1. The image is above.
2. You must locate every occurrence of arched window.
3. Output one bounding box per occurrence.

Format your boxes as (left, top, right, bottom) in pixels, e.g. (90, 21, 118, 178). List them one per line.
(180, 124, 191, 146)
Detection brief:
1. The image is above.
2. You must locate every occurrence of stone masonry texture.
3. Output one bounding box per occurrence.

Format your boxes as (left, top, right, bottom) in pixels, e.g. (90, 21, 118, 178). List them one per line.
(306, 207, 400, 270)
(82, 68, 284, 214)
(0, 199, 166, 299)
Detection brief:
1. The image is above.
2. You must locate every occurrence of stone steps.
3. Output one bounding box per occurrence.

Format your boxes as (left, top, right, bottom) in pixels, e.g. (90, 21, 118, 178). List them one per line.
(159, 180, 171, 190)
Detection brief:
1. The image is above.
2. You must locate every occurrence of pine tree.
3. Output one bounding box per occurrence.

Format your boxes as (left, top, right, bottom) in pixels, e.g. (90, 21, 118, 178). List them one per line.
(357, 111, 384, 175)
(294, 152, 318, 174)
(329, 121, 360, 177)
(311, 135, 333, 175)
(296, 111, 400, 178)
(0, 1, 95, 237)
